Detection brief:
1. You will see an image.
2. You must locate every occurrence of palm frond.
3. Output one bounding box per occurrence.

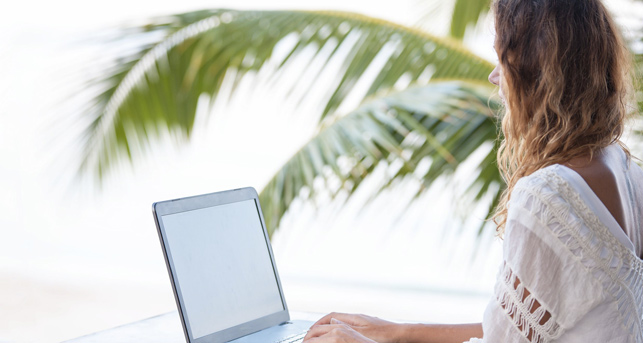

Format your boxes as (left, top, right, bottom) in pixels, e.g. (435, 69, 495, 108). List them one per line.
(413, 0, 490, 40)
(259, 80, 501, 236)
(79, 9, 494, 178)
(449, 0, 491, 39)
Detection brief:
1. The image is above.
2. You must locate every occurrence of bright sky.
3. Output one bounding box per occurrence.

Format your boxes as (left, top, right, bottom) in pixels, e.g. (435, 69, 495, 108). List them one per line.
(0, 0, 436, 32)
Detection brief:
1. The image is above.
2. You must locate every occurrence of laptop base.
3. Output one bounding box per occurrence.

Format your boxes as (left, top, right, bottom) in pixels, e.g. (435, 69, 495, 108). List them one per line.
(229, 320, 314, 343)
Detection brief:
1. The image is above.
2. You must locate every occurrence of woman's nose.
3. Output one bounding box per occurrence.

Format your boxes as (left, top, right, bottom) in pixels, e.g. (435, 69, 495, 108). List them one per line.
(489, 65, 500, 86)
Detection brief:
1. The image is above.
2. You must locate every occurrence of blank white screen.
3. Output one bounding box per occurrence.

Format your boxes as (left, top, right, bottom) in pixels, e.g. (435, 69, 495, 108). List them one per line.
(161, 199, 285, 339)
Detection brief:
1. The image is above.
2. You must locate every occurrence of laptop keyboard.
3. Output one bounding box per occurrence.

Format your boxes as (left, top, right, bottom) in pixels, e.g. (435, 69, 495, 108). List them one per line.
(275, 331, 306, 343)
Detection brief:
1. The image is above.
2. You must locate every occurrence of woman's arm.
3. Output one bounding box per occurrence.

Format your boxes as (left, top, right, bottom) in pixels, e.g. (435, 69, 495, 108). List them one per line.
(304, 312, 482, 343)
(398, 323, 482, 343)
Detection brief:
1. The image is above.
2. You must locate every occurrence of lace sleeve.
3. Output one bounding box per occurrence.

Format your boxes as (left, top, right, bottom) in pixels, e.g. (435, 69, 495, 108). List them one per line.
(481, 173, 606, 343)
(494, 262, 559, 342)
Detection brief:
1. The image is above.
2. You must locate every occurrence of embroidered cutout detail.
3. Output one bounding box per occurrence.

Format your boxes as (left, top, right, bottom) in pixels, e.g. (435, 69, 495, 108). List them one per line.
(496, 262, 562, 343)
(510, 169, 643, 343)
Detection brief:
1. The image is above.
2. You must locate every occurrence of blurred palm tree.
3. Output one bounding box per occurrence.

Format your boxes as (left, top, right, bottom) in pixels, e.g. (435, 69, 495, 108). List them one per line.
(77, 8, 506, 237)
(77, 0, 643, 236)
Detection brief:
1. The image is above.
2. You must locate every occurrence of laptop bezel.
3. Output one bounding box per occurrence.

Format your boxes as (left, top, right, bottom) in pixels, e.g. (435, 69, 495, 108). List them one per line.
(152, 187, 291, 343)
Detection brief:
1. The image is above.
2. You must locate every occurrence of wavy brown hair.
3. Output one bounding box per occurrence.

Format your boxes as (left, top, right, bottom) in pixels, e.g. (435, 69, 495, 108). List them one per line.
(491, 0, 635, 234)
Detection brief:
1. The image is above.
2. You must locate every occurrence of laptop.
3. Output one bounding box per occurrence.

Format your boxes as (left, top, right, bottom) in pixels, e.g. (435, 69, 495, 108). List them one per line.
(152, 187, 314, 343)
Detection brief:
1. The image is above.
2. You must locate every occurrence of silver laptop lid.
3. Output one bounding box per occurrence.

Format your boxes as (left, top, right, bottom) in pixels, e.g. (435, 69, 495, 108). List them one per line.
(152, 187, 290, 343)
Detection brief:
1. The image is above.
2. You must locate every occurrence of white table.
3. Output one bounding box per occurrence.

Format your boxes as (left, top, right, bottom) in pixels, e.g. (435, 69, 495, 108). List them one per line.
(64, 311, 323, 343)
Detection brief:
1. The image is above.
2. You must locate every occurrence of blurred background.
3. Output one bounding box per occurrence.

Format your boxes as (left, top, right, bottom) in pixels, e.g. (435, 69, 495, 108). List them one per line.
(0, 0, 641, 342)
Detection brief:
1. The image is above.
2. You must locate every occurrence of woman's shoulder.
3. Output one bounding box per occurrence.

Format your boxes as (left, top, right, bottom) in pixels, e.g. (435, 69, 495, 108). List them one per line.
(506, 166, 580, 234)
(507, 164, 610, 237)
(508, 153, 641, 256)
(511, 146, 643, 235)
(512, 145, 642, 208)
(511, 164, 572, 201)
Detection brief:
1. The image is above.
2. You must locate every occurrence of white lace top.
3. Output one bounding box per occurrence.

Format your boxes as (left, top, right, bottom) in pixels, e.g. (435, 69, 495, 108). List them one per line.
(465, 145, 643, 343)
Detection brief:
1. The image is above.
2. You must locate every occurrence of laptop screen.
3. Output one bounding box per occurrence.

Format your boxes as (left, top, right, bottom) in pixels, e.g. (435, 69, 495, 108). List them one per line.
(160, 198, 286, 339)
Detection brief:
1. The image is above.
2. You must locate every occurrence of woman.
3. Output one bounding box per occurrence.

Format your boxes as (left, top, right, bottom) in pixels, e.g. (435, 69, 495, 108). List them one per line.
(303, 0, 643, 342)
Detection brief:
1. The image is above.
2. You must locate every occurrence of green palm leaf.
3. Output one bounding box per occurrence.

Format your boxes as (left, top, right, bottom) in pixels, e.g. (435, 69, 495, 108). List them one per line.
(259, 80, 502, 236)
(414, 0, 490, 40)
(80, 9, 494, 178)
(448, 0, 490, 39)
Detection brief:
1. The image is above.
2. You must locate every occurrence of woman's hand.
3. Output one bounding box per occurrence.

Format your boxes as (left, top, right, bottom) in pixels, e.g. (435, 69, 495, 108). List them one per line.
(304, 312, 403, 343)
(303, 323, 377, 343)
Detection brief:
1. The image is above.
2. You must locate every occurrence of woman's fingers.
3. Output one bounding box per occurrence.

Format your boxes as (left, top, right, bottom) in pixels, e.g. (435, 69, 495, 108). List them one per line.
(307, 312, 400, 343)
(304, 324, 346, 340)
(310, 313, 334, 327)
(303, 324, 374, 343)
(330, 318, 347, 325)
(311, 312, 362, 327)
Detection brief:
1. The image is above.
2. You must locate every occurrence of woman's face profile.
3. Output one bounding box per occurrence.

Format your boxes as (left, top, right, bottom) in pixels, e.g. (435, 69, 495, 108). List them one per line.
(488, 63, 506, 104)
(489, 38, 506, 103)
